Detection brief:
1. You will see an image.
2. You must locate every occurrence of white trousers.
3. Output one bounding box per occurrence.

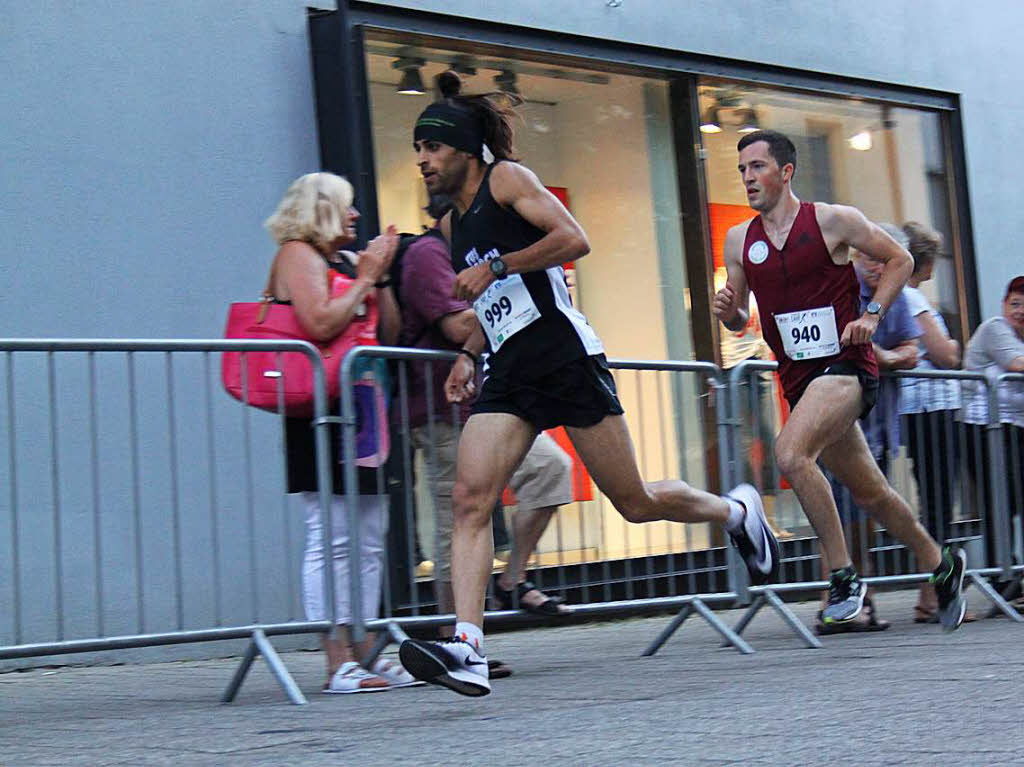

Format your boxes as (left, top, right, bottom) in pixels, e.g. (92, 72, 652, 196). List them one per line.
(301, 492, 389, 625)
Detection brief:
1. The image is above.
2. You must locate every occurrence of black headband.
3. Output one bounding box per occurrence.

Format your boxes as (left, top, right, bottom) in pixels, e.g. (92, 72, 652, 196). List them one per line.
(414, 102, 484, 157)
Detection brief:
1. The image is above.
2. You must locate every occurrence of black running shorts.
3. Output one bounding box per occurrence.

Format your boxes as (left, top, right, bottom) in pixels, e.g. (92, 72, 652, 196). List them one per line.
(472, 353, 625, 431)
(785, 360, 879, 419)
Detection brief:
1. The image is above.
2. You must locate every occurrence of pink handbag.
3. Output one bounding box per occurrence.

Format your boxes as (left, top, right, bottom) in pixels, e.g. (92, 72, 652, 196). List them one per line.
(221, 257, 378, 417)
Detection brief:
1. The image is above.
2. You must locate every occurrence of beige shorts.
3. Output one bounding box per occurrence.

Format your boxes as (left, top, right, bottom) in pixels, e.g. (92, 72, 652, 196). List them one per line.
(410, 424, 573, 580)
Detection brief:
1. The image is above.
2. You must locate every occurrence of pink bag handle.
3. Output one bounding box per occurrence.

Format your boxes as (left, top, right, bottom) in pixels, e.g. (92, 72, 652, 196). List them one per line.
(257, 247, 335, 324)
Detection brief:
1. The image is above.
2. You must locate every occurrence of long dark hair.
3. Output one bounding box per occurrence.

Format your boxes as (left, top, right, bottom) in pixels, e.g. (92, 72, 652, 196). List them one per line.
(435, 71, 521, 162)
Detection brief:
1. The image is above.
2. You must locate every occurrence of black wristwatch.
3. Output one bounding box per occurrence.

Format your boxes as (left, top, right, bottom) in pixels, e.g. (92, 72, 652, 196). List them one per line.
(488, 257, 508, 280)
(865, 300, 883, 318)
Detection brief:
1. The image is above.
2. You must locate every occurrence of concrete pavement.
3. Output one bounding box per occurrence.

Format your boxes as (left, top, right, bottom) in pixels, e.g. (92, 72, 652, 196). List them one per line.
(2, 589, 1021, 766)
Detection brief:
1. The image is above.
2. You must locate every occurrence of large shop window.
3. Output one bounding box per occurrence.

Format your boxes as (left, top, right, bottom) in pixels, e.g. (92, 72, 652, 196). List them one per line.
(364, 39, 715, 566)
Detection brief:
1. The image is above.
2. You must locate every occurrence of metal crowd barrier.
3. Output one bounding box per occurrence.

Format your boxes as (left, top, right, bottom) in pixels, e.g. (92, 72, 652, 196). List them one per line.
(0, 339, 340, 705)
(4, 341, 1021, 705)
(337, 346, 814, 659)
(712, 360, 1024, 650)
(335, 344, 839, 655)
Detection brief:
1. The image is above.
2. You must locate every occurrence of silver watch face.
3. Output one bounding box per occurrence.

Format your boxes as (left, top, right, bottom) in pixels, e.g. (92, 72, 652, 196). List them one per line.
(489, 258, 506, 277)
(866, 301, 882, 315)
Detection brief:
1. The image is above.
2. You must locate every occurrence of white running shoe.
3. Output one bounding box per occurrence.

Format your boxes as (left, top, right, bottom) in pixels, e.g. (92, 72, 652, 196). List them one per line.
(726, 483, 780, 586)
(323, 661, 390, 694)
(399, 637, 491, 697)
(370, 657, 425, 688)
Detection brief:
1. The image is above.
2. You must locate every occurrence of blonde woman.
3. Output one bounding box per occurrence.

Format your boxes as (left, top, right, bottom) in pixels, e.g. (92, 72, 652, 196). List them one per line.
(264, 172, 417, 692)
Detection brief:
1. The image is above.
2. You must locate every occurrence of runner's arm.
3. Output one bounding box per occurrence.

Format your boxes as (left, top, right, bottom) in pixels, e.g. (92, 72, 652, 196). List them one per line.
(828, 205, 914, 316)
(451, 162, 589, 301)
(713, 225, 751, 332)
(489, 162, 589, 273)
(445, 323, 485, 404)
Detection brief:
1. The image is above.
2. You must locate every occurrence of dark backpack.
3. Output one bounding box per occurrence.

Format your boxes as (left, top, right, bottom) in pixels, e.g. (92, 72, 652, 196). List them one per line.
(389, 227, 447, 312)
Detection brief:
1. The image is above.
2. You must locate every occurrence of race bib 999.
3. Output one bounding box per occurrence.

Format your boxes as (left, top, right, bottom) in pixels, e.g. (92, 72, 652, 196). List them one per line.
(473, 275, 541, 352)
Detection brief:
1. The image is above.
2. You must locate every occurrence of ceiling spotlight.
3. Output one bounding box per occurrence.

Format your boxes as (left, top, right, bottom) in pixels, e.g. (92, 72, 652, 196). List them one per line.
(848, 130, 873, 151)
(494, 70, 520, 96)
(699, 106, 722, 134)
(392, 57, 426, 95)
(736, 107, 760, 133)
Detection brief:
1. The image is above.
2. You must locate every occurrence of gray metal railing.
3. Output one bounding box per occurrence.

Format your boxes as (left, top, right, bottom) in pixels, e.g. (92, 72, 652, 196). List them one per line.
(4, 340, 1022, 707)
(337, 346, 776, 658)
(0, 339, 338, 705)
(717, 360, 1024, 647)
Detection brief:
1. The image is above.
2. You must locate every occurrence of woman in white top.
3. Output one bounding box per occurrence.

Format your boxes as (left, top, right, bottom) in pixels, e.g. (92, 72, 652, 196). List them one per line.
(962, 275, 1024, 600)
(897, 222, 963, 621)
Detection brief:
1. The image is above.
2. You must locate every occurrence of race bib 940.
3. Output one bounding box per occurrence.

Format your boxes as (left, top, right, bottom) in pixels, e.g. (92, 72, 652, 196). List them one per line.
(774, 306, 840, 360)
(473, 275, 541, 352)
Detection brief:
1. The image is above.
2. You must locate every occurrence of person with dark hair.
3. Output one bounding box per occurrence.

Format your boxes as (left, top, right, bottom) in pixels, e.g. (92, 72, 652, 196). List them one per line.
(398, 73, 780, 697)
(897, 221, 964, 623)
(396, 194, 575, 625)
(714, 129, 967, 632)
(962, 275, 1024, 601)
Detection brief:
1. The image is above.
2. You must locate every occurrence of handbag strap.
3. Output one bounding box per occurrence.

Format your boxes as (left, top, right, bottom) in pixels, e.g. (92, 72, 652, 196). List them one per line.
(258, 245, 336, 323)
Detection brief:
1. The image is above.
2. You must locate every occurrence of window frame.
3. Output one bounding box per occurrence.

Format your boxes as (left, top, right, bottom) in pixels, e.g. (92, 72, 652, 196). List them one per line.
(309, 2, 979, 342)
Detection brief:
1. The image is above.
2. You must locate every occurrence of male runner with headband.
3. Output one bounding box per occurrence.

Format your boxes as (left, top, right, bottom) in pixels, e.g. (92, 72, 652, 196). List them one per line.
(398, 73, 780, 697)
(712, 129, 967, 631)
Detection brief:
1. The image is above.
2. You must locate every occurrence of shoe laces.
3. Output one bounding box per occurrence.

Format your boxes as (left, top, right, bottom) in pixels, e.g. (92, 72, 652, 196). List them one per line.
(827, 573, 858, 604)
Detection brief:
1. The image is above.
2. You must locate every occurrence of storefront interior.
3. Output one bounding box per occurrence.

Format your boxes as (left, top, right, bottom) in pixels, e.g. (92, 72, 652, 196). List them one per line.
(350, 31, 969, 571)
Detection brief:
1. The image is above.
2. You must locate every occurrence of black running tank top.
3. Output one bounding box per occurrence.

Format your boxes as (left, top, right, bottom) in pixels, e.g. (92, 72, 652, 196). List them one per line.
(450, 162, 603, 381)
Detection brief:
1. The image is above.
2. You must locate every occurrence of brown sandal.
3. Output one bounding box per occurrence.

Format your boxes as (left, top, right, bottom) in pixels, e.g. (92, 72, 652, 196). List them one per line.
(913, 605, 938, 624)
(494, 579, 567, 616)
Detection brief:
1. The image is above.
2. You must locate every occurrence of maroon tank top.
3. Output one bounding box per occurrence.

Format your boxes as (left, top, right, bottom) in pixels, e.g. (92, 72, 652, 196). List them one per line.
(743, 201, 876, 400)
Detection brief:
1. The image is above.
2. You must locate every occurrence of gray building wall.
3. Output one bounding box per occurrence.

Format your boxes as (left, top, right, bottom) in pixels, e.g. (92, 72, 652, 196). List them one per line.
(1, 0, 1019, 667)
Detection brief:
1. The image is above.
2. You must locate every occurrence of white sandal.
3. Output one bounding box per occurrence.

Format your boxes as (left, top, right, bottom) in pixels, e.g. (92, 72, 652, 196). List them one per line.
(371, 657, 425, 688)
(323, 661, 390, 694)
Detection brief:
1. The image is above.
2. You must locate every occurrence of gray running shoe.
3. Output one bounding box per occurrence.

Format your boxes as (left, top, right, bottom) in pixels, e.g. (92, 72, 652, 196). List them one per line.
(822, 566, 867, 624)
(932, 546, 967, 633)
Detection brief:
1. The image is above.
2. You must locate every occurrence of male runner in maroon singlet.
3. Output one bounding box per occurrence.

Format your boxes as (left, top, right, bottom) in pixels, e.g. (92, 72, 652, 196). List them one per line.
(712, 129, 967, 631)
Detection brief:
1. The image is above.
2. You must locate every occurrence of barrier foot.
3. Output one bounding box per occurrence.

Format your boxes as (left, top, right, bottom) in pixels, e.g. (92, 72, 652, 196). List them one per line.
(641, 604, 693, 657)
(720, 593, 766, 647)
(691, 598, 754, 655)
(222, 629, 308, 705)
(970, 573, 1024, 623)
(642, 599, 754, 657)
(763, 589, 823, 649)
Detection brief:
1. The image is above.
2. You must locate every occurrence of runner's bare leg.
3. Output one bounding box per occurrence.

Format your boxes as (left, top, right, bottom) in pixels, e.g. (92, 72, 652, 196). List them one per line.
(565, 415, 730, 524)
(772, 375, 863, 571)
(450, 413, 538, 628)
(819, 421, 941, 571)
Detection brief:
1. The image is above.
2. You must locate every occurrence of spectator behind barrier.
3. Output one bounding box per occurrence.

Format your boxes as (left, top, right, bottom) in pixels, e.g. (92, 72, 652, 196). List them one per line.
(263, 172, 421, 693)
(961, 275, 1024, 605)
(819, 223, 921, 633)
(896, 221, 963, 623)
